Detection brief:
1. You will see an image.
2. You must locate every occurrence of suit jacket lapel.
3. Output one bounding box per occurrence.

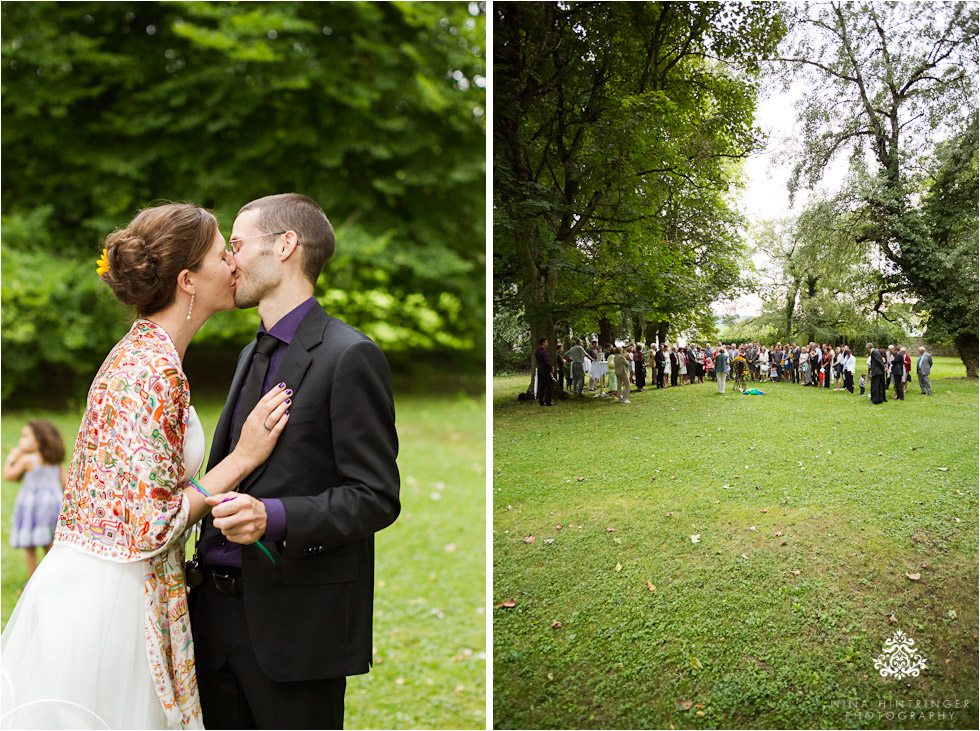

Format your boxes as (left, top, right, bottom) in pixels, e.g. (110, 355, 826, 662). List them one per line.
(239, 305, 330, 494)
(207, 340, 257, 471)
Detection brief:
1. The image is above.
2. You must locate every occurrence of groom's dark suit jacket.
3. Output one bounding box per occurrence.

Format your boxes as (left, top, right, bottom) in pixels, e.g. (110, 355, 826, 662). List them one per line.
(204, 303, 400, 683)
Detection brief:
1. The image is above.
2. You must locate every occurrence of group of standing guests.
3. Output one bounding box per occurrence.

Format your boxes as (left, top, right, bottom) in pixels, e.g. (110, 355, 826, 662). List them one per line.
(537, 339, 728, 405)
(535, 337, 935, 406)
(865, 343, 934, 404)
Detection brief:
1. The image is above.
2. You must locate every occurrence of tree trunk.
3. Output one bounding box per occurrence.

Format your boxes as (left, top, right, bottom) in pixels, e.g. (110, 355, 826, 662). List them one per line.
(953, 332, 978, 378)
(633, 315, 644, 345)
(656, 321, 670, 348)
(598, 317, 613, 347)
(523, 264, 559, 393)
(784, 278, 800, 341)
(643, 322, 658, 347)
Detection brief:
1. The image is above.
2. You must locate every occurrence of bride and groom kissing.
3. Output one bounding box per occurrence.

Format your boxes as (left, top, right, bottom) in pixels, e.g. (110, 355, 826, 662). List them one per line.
(1, 194, 400, 729)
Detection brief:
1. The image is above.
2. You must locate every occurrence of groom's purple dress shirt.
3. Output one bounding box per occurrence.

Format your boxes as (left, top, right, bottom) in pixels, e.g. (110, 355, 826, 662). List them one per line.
(200, 296, 318, 568)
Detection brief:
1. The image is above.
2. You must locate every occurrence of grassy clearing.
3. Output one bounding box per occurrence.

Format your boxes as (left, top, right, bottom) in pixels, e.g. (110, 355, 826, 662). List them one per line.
(493, 359, 978, 730)
(2, 388, 485, 730)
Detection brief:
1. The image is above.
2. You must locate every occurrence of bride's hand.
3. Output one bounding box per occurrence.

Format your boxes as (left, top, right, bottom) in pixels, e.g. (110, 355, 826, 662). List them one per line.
(233, 384, 291, 474)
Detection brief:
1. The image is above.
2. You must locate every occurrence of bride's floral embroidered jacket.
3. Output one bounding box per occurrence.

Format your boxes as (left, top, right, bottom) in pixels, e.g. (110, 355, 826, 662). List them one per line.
(55, 319, 200, 729)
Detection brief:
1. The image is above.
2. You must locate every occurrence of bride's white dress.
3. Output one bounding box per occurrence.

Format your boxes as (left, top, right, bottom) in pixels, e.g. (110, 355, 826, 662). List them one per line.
(1, 406, 206, 730)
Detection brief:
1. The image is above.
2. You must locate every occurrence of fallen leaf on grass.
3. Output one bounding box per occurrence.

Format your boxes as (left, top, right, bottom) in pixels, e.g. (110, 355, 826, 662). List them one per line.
(906, 572, 921, 581)
(615, 562, 622, 571)
(760, 509, 768, 513)
(789, 570, 801, 576)
(689, 656, 703, 670)
(647, 581, 657, 591)
(523, 535, 535, 543)
(938, 467, 949, 471)
(676, 700, 693, 711)
(547, 673, 554, 680)
(605, 527, 615, 532)
(552, 620, 562, 629)
(577, 477, 586, 481)
(543, 538, 555, 544)
(696, 710, 705, 716)
(888, 614, 898, 624)
(741, 553, 749, 560)
(556, 524, 562, 530)
(495, 599, 517, 609)
(774, 531, 783, 537)
(690, 534, 701, 544)
(666, 512, 674, 517)
(614, 537, 622, 544)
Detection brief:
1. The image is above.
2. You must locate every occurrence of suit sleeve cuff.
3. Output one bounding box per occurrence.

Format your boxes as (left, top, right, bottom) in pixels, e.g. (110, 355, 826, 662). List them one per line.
(262, 498, 287, 541)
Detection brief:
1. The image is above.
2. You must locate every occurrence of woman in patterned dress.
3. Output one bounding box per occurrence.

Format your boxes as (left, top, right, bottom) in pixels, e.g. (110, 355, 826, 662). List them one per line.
(1, 204, 291, 730)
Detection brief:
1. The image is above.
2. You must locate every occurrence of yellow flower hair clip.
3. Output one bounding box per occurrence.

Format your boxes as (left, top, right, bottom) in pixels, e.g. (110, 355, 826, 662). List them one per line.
(96, 248, 109, 276)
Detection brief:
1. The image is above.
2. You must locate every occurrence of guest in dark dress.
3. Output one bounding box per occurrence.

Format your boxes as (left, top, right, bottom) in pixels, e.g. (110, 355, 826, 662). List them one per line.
(634, 343, 646, 392)
(654, 345, 666, 389)
(535, 338, 554, 406)
(889, 345, 905, 400)
(867, 343, 886, 404)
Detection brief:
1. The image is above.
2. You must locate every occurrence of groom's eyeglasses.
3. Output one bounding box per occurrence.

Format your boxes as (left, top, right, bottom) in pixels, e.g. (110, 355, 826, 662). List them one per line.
(226, 231, 290, 255)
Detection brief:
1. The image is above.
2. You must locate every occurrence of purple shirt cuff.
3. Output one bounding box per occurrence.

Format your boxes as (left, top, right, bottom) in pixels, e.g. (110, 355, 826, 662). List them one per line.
(262, 498, 287, 541)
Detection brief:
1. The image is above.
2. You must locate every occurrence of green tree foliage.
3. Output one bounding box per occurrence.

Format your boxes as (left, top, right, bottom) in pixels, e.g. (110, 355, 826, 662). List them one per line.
(917, 115, 980, 356)
(1, 1, 486, 402)
(493, 1, 785, 372)
(750, 199, 915, 346)
(778, 1, 979, 375)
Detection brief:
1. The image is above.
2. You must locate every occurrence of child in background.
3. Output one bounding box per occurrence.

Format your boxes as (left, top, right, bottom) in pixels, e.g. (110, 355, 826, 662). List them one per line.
(859, 373, 867, 396)
(4, 420, 66, 578)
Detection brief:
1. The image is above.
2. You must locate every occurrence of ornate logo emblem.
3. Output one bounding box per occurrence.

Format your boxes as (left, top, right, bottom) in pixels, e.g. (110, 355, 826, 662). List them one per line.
(873, 630, 927, 680)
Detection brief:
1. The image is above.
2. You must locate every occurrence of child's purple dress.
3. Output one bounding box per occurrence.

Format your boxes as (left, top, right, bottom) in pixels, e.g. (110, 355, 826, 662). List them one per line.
(9, 462, 62, 548)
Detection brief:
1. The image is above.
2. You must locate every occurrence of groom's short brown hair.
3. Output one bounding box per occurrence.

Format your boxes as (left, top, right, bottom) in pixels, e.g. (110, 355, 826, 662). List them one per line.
(239, 193, 335, 285)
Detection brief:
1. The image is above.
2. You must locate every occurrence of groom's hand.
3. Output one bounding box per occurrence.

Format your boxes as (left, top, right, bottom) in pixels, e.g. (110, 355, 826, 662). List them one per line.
(206, 494, 267, 544)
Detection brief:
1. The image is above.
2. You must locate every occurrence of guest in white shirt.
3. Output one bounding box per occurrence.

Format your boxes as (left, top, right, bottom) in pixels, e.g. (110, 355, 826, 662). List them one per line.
(842, 347, 857, 393)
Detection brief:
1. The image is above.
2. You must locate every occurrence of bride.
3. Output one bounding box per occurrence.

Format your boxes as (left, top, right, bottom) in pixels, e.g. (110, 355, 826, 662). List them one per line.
(1, 203, 291, 729)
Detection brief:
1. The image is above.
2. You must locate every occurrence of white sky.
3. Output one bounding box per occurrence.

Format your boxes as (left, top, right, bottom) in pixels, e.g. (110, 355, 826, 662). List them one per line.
(711, 82, 850, 318)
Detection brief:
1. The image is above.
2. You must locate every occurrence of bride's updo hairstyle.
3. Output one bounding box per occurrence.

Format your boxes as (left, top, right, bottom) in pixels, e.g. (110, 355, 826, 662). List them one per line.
(99, 203, 218, 317)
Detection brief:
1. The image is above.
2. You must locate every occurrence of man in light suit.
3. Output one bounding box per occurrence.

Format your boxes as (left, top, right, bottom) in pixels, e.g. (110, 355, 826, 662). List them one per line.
(190, 193, 400, 729)
(916, 346, 933, 395)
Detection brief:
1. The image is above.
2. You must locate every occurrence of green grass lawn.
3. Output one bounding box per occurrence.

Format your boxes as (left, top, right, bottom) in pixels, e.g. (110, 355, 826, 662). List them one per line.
(493, 357, 978, 730)
(2, 388, 486, 730)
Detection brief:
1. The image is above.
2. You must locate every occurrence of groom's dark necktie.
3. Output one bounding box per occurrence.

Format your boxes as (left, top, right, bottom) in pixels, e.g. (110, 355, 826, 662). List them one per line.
(230, 332, 279, 451)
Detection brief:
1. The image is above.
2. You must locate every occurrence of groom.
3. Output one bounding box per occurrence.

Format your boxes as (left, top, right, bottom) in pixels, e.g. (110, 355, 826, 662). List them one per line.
(190, 193, 401, 729)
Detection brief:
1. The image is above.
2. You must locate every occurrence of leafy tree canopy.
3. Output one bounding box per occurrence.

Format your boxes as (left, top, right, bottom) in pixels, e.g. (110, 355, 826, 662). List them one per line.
(2, 1, 486, 402)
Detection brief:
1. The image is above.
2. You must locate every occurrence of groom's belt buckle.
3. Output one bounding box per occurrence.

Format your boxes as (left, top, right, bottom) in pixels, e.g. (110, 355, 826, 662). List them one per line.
(209, 567, 244, 596)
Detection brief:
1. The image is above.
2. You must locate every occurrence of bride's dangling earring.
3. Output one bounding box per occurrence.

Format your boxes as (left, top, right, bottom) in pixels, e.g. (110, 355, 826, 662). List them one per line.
(186, 290, 195, 321)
